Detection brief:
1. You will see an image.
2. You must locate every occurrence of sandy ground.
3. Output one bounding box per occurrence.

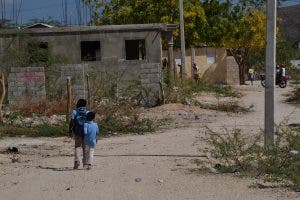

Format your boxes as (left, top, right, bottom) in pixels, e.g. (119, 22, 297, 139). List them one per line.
(0, 81, 300, 200)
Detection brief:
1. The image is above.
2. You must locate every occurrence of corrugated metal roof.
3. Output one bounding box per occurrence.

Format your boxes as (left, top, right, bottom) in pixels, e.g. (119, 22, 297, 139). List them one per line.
(25, 23, 54, 29)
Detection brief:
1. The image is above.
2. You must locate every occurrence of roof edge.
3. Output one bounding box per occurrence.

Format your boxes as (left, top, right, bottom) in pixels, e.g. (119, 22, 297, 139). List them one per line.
(0, 23, 177, 36)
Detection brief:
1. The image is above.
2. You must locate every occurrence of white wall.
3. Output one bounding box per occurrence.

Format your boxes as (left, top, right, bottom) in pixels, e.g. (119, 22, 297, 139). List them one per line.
(291, 60, 300, 69)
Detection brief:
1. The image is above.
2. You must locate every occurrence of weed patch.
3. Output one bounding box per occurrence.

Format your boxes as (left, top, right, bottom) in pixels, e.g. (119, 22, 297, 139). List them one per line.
(99, 116, 157, 136)
(286, 87, 300, 104)
(164, 80, 241, 104)
(0, 124, 68, 137)
(191, 100, 252, 113)
(11, 99, 67, 117)
(199, 124, 300, 190)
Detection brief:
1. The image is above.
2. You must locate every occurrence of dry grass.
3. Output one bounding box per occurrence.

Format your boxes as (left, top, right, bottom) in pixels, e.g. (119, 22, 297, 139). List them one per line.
(290, 69, 300, 81)
(12, 99, 68, 117)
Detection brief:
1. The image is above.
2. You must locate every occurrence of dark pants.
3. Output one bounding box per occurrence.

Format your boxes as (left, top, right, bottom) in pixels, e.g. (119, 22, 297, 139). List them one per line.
(74, 135, 86, 165)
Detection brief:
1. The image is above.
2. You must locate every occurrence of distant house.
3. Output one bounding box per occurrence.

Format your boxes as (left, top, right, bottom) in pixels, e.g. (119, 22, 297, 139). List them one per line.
(163, 48, 240, 85)
(0, 24, 177, 104)
(25, 23, 54, 29)
(291, 60, 300, 69)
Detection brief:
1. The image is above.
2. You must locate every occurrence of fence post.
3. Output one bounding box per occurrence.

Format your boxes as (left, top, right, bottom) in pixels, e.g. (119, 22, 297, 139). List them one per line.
(0, 72, 5, 124)
(66, 77, 72, 124)
(86, 74, 91, 109)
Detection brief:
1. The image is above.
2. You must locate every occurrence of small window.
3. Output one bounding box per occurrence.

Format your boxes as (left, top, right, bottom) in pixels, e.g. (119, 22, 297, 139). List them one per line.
(125, 39, 146, 60)
(39, 42, 48, 49)
(81, 41, 101, 61)
(28, 41, 49, 63)
(207, 48, 216, 64)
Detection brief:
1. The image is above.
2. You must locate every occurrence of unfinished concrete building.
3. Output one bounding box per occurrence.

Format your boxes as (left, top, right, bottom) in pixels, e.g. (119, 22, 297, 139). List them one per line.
(0, 23, 239, 106)
(0, 24, 177, 105)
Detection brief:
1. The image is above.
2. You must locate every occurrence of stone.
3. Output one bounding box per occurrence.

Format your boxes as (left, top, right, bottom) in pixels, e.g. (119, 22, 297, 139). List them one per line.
(158, 179, 164, 183)
(209, 167, 219, 174)
(135, 178, 142, 182)
(11, 157, 20, 163)
(7, 147, 19, 154)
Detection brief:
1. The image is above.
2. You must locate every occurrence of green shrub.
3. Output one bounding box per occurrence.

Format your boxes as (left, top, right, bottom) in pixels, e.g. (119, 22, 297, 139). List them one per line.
(201, 125, 300, 189)
(99, 116, 156, 136)
(0, 124, 68, 137)
(202, 127, 261, 172)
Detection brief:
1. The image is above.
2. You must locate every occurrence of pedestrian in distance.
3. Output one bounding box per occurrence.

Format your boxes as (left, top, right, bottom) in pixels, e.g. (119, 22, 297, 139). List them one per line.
(279, 64, 286, 80)
(69, 99, 89, 169)
(248, 68, 255, 86)
(83, 111, 100, 170)
(192, 63, 199, 81)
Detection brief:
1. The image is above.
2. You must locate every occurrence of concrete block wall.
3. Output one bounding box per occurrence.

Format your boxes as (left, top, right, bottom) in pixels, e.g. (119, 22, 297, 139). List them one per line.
(61, 64, 86, 101)
(140, 63, 162, 105)
(8, 67, 46, 106)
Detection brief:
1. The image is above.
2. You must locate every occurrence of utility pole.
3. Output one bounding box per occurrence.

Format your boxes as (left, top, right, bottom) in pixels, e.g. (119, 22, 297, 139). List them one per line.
(179, 0, 186, 79)
(265, 0, 277, 149)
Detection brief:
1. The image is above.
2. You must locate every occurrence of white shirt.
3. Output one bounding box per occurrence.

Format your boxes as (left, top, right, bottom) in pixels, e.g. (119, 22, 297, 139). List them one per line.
(281, 68, 286, 77)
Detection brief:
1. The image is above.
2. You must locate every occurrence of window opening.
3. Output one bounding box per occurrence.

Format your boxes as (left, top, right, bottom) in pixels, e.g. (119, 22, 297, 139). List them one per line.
(207, 48, 216, 64)
(81, 41, 101, 61)
(125, 39, 146, 60)
(28, 41, 49, 64)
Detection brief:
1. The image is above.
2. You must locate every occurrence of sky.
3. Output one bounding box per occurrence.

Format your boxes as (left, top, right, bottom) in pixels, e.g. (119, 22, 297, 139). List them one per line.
(1, 0, 91, 25)
(1, 0, 300, 25)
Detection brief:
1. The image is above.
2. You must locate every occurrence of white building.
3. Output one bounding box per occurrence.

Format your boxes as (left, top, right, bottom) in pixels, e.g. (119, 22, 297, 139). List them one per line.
(291, 60, 300, 69)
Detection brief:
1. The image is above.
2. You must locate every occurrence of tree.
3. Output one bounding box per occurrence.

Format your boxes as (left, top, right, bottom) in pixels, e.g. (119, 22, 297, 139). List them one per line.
(83, 0, 206, 47)
(247, 38, 300, 72)
(84, 0, 267, 85)
(226, 11, 266, 84)
(200, 0, 266, 84)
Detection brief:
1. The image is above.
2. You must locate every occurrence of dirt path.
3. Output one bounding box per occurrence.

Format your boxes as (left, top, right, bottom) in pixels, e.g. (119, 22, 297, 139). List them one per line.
(0, 81, 299, 200)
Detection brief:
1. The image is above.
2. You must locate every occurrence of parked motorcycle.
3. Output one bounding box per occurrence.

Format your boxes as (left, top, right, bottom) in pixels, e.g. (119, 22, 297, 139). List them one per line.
(260, 74, 287, 88)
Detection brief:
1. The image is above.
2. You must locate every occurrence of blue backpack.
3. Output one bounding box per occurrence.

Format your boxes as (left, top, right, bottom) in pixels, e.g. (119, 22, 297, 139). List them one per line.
(74, 107, 88, 135)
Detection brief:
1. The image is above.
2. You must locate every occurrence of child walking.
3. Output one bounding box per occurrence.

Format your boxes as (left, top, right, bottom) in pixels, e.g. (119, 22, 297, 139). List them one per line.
(83, 112, 99, 170)
(69, 99, 89, 169)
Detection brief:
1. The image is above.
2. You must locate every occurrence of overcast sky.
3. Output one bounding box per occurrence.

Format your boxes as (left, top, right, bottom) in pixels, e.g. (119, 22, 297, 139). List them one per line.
(2, 0, 300, 25)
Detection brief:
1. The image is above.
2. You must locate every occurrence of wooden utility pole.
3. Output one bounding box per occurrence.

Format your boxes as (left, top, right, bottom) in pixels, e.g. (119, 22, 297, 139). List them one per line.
(0, 72, 5, 124)
(179, 0, 186, 79)
(265, 0, 277, 149)
(66, 77, 72, 124)
(86, 74, 91, 109)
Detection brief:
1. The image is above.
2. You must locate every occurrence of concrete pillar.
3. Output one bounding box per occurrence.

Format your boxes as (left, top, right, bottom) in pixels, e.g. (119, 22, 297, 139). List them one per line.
(166, 32, 176, 82)
(265, 0, 277, 149)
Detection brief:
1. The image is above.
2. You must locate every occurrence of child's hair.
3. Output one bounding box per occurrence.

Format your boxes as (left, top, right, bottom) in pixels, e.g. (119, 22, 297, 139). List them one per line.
(76, 99, 87, 108)
(86, 111, 96, 121)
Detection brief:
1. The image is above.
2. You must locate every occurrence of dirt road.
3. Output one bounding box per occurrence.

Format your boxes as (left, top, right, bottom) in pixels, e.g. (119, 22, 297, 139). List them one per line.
(0, 82, 299, 200)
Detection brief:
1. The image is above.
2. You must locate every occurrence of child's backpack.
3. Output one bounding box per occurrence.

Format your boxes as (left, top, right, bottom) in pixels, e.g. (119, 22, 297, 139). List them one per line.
(74, 107, 87, 135)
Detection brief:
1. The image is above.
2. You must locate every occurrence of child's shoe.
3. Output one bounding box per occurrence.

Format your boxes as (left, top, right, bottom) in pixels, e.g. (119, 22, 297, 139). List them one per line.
(73, 161, 80, 170)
